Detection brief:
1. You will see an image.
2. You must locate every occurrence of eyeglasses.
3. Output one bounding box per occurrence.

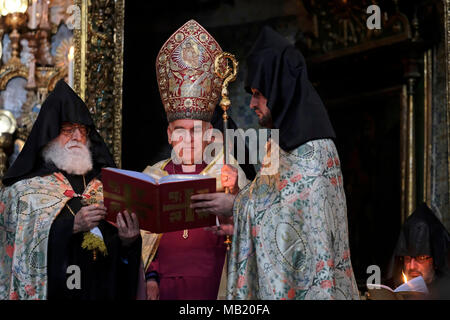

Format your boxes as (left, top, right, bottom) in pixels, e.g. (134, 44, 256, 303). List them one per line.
(403, 255, 432, 263)
(60, 123, 90, 136)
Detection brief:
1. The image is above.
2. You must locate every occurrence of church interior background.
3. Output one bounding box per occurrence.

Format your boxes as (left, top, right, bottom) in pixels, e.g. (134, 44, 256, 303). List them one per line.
(0, 0, 448, 292)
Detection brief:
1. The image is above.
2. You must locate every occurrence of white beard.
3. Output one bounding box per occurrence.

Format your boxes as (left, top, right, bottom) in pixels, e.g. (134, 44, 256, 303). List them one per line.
(42, 139, 93, 175)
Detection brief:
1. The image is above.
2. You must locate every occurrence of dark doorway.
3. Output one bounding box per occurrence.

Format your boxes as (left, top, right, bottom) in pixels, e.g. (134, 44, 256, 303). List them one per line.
(328, 88, 402, 287)
(308, 47, 406, 289)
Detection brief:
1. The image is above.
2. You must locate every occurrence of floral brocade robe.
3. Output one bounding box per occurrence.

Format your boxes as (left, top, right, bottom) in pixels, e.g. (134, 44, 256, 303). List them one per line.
(0, 173, 103, 300)
(227, 139, 360, 300)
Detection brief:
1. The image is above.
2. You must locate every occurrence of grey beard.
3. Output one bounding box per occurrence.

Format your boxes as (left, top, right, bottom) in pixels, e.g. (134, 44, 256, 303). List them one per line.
(42, 139, 93, 175)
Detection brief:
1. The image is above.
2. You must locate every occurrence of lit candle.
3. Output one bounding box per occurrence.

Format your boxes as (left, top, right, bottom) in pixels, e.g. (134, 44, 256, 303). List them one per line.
(68, 46, 74, 88)
(30, 0, 37, 29)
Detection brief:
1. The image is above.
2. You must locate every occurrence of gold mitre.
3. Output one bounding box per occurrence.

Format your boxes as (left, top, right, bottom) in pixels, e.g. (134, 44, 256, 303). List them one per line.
(156, 20, 223, 122)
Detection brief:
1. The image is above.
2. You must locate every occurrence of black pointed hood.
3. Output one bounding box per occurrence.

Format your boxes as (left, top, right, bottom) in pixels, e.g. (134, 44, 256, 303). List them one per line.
(2, 80, 115, 186)
(245, 26, 336, 151)
(388, 203, 450, 280)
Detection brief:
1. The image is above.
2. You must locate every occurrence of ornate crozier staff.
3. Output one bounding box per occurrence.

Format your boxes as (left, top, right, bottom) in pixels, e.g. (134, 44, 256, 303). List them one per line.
(214, 52, 238, 250)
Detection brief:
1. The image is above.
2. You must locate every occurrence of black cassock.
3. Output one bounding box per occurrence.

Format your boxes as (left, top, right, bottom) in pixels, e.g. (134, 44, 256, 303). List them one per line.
(47, 170, 142, 300)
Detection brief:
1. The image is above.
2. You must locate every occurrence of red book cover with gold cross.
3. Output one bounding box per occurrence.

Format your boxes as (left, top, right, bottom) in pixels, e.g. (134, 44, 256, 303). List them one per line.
(101, 167, 217, 233)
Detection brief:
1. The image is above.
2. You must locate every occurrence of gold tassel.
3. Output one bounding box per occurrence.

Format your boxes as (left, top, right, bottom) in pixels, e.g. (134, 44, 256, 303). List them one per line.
(225, 235, 232, 250)
(81, 232, 108, 261)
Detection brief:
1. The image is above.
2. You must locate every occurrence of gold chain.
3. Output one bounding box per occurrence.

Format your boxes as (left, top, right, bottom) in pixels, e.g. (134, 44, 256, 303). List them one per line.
(66, 175, 87, 216)
(66, 203, 76, 216)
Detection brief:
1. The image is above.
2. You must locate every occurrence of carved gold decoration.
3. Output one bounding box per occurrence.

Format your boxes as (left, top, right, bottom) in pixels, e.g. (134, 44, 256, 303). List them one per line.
(75, 0, 123, 167)
(304, 0, 411, 63)
(0, 109, 16, 182)
(214, 51, 238, 174)
(0, 28, 3, 60)
(0, 109, 17, 134)
(113, 0, 124, 168)
(0, 9, 29, 90)
(214, 52, 238, 117)
(0, 132, 13, 181)
(73, 0, 86, 99)
(36, 0, 123, 166)
(36, 66, 62, 89)
(0, 60, 28, 90)
(54, 37, 73, 69)
(16, 90, 37, 140)
(4, 12, 28, 64)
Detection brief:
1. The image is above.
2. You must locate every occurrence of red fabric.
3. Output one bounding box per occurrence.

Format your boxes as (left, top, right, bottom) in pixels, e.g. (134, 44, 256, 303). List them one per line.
(147, 160, 226, 300)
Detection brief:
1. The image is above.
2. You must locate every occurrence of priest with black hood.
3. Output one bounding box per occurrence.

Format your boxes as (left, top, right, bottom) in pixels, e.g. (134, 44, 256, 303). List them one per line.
(191, 26, 359, 299)
(387, 203, 450, 299)
(0, 80, 142, 300)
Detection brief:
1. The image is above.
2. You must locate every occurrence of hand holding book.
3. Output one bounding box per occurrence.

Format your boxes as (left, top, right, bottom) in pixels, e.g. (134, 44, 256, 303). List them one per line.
(221, 165, 239, 194)
(117, 210, 140, 246)
(102, 167, 217, 233)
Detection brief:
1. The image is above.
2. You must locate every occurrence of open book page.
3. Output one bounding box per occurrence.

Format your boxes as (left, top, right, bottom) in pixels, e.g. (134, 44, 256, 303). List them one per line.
(105, 168, 158, 184)
(394, 276, 429, 294)
(104, 167, 213, 185)
(367, 276, 429, 294)
(366, 283, 395, 292)
(142, 166, 168, 181)
(159, 174, 214, 184)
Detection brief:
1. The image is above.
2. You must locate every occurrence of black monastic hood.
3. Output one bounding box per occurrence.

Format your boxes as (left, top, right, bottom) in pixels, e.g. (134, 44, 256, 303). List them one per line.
(245, 26, 336, 151)
(388, 203, 450, 280)
(2, 80, 115, 186)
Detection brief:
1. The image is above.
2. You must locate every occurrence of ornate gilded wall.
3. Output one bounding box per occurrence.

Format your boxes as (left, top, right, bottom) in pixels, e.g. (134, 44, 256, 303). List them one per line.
(74, 0, 123, 168)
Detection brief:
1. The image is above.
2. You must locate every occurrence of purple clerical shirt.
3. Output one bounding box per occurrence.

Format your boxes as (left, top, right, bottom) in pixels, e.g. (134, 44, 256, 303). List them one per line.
(146, 161, 226, 300)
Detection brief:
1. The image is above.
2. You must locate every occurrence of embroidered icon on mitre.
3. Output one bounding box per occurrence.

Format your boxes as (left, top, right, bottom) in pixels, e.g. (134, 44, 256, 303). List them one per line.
(156, 19, 225, 123)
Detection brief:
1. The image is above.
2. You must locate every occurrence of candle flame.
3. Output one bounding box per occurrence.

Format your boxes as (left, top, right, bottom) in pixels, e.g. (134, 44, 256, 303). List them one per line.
(402, 271, 408, 283)
(68, 46, 74, 60)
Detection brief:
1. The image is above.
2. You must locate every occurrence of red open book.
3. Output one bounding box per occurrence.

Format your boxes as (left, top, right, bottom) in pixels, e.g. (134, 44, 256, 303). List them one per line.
(101, 167, 217, 233)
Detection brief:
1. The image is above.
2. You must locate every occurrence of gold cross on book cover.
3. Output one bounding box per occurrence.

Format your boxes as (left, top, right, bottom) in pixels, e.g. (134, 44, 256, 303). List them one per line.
(101, 167, 216, 233)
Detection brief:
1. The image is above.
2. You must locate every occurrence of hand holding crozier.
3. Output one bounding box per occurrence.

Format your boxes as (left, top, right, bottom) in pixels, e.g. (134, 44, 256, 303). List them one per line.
(221, 165, 239, 194)
(204, 216, 234, 236)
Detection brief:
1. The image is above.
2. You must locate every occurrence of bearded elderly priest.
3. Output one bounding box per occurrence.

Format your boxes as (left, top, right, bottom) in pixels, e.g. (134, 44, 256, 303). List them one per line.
(0, 80, 142, 300)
